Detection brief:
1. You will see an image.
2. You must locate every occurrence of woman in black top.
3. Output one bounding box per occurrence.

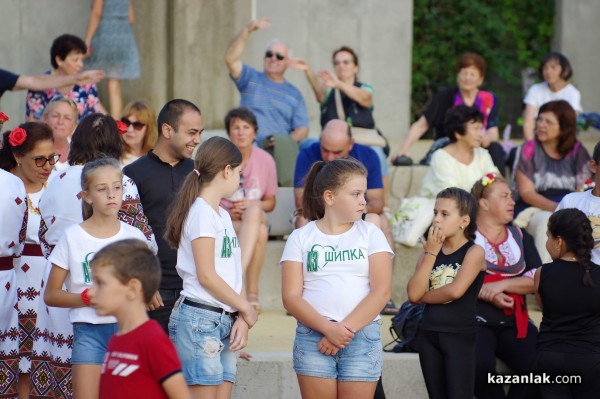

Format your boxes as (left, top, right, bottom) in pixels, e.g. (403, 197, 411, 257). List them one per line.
(408, 187, 487, 399)
(391, 52, 505, 171)
(534, 208, 600, 398)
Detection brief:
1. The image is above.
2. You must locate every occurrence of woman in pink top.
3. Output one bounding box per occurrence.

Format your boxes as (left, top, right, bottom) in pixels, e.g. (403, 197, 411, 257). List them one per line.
(222, 107, 278, 312)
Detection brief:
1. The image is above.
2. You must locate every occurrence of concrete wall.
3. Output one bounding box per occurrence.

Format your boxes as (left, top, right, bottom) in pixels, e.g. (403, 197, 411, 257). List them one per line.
(0, 0, 413, 142)
(554, 0, 600, 117)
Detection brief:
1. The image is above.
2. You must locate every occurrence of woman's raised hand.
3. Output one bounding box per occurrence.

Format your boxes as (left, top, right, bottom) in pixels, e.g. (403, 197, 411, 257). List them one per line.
(318, 70, 340, 89)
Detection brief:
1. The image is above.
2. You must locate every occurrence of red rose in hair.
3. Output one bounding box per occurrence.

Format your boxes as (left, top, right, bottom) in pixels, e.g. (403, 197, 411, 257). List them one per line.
(0, 112, 8, 123)
(116, 120, 128, 134)
(8, 127, 27, 147)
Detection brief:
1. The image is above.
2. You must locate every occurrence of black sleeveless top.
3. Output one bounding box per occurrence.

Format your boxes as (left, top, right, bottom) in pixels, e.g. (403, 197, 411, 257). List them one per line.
(538, 259, 600, 353)
(421, 241, 486, 333)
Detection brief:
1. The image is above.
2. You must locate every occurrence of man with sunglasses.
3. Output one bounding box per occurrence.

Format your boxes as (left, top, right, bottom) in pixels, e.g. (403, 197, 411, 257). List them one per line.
(123, 99, 204, 333)
(225, 18, 309, 187)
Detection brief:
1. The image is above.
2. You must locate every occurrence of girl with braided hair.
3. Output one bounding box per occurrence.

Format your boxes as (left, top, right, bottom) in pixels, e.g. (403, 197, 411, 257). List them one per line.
(534, 208, 600, 398)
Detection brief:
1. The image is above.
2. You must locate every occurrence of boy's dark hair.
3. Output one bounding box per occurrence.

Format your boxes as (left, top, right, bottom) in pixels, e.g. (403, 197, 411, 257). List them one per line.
(539, 52, 573, 81)
(444, 105, 484, 143)
(50, 34, 87, 69)
(157, 99, 201, 134)
(436, 187, 477, 240)
(224, 107, 258, 134)
(91, 239, 161, 304)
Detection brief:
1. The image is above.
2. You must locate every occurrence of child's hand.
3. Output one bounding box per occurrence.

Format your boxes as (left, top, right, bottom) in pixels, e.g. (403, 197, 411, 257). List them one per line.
(239, 303, 258, 328)
(323, 321, 354, 348)
(230, 317, 249, 351)
(421, 225, 445, 255)
(317, 337, 340, 356)
(146, 291, 164, 311)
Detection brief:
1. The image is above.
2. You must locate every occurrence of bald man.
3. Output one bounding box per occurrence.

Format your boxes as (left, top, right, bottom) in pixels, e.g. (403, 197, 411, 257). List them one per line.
(293, 119, 384, 215)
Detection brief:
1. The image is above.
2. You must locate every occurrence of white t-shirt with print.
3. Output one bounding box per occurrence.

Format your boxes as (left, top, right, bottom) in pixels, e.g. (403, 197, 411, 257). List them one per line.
(280, 220, 394, 322)
(177, 198, 243, 313)
(523, 82, 582, 112)
(48, 221, 149, 324)
(556, 190, 600, 263)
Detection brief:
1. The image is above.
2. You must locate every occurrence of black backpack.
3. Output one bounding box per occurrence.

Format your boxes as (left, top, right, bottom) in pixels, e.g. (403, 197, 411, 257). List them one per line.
(383, 301, 425, 353)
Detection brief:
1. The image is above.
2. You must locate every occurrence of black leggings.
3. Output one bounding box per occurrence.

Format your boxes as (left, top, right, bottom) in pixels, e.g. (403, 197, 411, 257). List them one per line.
(418, 330, 476, 399)
(535, 351, 600, 399)
(475, 322, 539, 399)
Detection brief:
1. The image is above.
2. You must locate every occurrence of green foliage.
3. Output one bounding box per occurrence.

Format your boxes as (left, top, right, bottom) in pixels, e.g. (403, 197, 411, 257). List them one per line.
(412, 0, 555, 137)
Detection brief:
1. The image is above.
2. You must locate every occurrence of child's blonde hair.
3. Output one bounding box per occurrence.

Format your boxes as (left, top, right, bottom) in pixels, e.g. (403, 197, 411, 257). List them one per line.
(80, 157, 122, 220)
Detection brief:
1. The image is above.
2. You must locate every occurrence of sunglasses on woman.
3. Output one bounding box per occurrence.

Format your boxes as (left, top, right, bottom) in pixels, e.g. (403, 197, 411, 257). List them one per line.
(31, 154, 61, 167)
(264, 50, 285, 61)
(120, 117, 146, 131)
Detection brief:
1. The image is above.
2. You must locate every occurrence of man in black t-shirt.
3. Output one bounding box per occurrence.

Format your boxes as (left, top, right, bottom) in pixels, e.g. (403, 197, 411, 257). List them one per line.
(123, 99, 204, 333)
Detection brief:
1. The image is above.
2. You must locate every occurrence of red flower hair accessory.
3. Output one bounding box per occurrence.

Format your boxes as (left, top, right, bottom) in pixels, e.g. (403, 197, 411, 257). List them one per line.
(8, 127, 27, 147)
(0, 112, 8, 124)
(481, 173, 496, 187)
(116, 120, 128, 134)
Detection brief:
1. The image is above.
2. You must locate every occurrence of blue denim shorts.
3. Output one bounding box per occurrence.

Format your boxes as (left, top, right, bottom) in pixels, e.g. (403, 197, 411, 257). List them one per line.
(72, 322, 118, 364)
(293, 320, 382, 381)
(168, 296, 237, 385)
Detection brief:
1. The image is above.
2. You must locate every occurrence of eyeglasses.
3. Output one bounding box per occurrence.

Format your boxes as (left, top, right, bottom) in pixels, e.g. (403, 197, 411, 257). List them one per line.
(265, 50, 285, 61)
(535, 116, 557, 126)
(31, 154, 61, 167)
(334, 60, 353, 66)
(120, 117, 146, 131)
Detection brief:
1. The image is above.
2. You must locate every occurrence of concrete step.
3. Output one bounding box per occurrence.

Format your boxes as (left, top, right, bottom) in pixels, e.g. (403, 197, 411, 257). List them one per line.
(236, 311, 427, 399)
(233, 352, 426, 399)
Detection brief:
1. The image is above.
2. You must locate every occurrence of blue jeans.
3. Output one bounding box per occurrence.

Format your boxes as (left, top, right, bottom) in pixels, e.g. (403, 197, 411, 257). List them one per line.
(72, 322, 118, 364)
(293, 321, 382, 381)
(168, 296, 237, 385)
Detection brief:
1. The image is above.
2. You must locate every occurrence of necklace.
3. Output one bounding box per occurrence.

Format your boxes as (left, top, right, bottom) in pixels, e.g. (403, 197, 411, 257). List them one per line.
(323, 232, 343, 250)
(317, 221, 349, 250)
(26, 194, 40, 216)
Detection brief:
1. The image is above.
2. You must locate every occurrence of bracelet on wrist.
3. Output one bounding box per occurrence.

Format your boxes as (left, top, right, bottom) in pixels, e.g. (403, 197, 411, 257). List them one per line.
(424, 251, 438, 258)
(81, 288, 92, 305)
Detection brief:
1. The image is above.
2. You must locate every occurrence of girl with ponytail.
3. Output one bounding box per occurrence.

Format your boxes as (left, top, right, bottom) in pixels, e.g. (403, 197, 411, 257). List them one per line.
(534, 208, 600, 398)
(164, 136, 257, 399)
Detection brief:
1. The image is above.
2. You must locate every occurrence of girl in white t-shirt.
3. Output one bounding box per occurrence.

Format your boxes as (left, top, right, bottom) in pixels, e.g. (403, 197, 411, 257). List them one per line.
(164, 136, 257, 399)
(44, 157, 149, 399)
(281, 157, 394, 398)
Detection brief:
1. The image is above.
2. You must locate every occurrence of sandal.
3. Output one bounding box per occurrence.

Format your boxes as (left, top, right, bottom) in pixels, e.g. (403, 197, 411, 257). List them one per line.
(247, 293, 261, 314)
